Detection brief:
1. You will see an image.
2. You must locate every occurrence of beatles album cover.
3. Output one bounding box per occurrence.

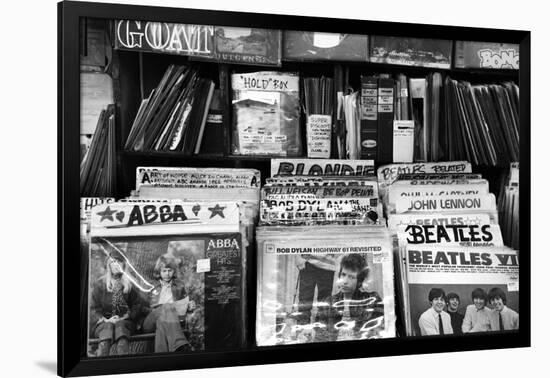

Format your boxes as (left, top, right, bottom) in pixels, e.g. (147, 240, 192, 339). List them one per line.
(404, 246, 519, 336)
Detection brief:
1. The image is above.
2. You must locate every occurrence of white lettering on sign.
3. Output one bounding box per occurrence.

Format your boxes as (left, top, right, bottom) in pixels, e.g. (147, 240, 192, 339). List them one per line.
(478, 49, 519, 69)
(116, 20, 214, 55)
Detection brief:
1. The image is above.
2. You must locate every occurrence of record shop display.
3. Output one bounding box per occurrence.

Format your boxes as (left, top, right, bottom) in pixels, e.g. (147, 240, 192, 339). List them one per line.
(380, 163, 519, 337)
(66, 4, 527, 376)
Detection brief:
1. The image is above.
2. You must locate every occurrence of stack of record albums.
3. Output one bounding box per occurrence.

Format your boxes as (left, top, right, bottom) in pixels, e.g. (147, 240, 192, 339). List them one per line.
(256, 158, 396, 345)
(380, 161, 519, 336)
(83, 167, 260, 356)
(80, 159, 519, 357)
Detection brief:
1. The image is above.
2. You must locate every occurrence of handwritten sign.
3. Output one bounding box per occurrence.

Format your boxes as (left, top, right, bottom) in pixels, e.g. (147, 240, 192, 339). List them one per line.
(401, 224, 504, 247)
(80, 197, 114, 221)
(114, 20, 215, 58)
(136, 167, 260, 189)
(393, 120, 414, 163)
(377, 161, 472, 188)
(231, 72, 299, 92)
(272, 159, 375, 177)
(395, 193, 496, 214)
(388, 212, 494, 230)
(91, 201, 240, 237)
(306, 115, 332, 158)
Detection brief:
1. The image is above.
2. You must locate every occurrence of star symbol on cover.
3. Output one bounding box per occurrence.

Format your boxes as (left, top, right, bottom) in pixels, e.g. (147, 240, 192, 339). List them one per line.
(97, 206, 116, 222)
(208, 204, 226, 219)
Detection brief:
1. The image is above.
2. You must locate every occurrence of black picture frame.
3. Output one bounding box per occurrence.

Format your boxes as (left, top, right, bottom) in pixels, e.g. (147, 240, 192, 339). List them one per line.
(58, 1, 531, 376)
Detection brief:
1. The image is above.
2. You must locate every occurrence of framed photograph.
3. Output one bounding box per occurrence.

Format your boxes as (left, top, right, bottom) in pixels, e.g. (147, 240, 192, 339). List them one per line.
(60, 1, 530, 376)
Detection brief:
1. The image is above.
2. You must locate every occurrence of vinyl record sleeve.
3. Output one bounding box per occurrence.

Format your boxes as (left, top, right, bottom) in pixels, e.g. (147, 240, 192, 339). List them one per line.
(260, 197, 383, 226)
(266, 176, 378, 189)
(387, 211, 496, 231)
(394, 223, 504, 248)
(283, 31, 369, 62)
(387, 180, 490, 212)
(370, 36, 452, 69)
(262, 185, 376, 200)
(272, 158, 375, 177)
(377, 161, 472, 199)
(256, 226, 395, 346)
(404, 246, 519, 336)
(136, 167, 261, 189)
(393, 193, 496, 215)
(87, 201, 246, 357)
(214, 27, 282, 66)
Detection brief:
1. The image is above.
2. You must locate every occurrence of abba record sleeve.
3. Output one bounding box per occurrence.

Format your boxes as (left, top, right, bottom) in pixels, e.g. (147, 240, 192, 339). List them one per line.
(87, 202, 245, 356)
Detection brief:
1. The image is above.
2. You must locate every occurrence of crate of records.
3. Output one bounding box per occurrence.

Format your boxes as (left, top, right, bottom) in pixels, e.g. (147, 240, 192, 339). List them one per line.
(379, 162, 520, 337)
(256, 159, 395, 346)
(85, 166, 262, 357)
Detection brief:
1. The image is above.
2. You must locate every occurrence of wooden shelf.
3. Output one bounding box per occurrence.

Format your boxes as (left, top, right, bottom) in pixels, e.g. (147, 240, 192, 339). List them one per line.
(119, 150, 280, 162)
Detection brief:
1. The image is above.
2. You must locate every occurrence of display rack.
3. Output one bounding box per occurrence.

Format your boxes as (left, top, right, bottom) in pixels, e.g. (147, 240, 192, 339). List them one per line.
(59, 1, 531, 376)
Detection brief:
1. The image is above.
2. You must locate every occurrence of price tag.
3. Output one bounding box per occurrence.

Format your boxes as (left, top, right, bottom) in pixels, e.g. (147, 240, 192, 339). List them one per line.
(507, 281, 519, 292)
(197, 258, 211, 273)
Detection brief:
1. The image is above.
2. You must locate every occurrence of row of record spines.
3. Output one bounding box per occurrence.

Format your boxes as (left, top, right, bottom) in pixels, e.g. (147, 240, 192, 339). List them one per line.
(124, 64, 215, 154)
(118, 62, 518, 167)
(302, 76, 334, 116)
(358, 72, 445, 163)
(352, 73, 517, 165)
(497, 167, 520, 250)
(80, 104, 116, 197)
(444, 79, 519, 166)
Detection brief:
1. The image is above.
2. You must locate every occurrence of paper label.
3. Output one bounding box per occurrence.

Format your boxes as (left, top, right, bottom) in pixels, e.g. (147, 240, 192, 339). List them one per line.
(377, 161, 472, 186)
(136, 167, 260, 189)
(393, 120, 415, 163)
(271, 158, 375, 176)
(307, 114, 332, 158)
(362, 88, 377, 97)
(378, 96, 393, 105)
(378, 104, 393, 113)
(395, 194, 496, 214)
(197, 258, 211, 273)
(231, 72, 299, 92)
(507, 280, 519, 292)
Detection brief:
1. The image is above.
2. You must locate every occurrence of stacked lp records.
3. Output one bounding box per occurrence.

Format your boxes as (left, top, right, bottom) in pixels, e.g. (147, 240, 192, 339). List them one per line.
(443, 79, 519, 165)
(80, 104, 117, 196)
(80, 197, 114, 352)
(380, 162, 519, 336)
(86, 167, 261, 357)
(256, 159, 396, 346)
(133, 166, 261, 251)
(498, 162, 519, 250)
(124, 65, 215, 154)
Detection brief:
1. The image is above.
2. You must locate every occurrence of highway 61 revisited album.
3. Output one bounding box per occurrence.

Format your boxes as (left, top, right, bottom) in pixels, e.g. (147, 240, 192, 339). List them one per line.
(256, 226, 395, 346)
